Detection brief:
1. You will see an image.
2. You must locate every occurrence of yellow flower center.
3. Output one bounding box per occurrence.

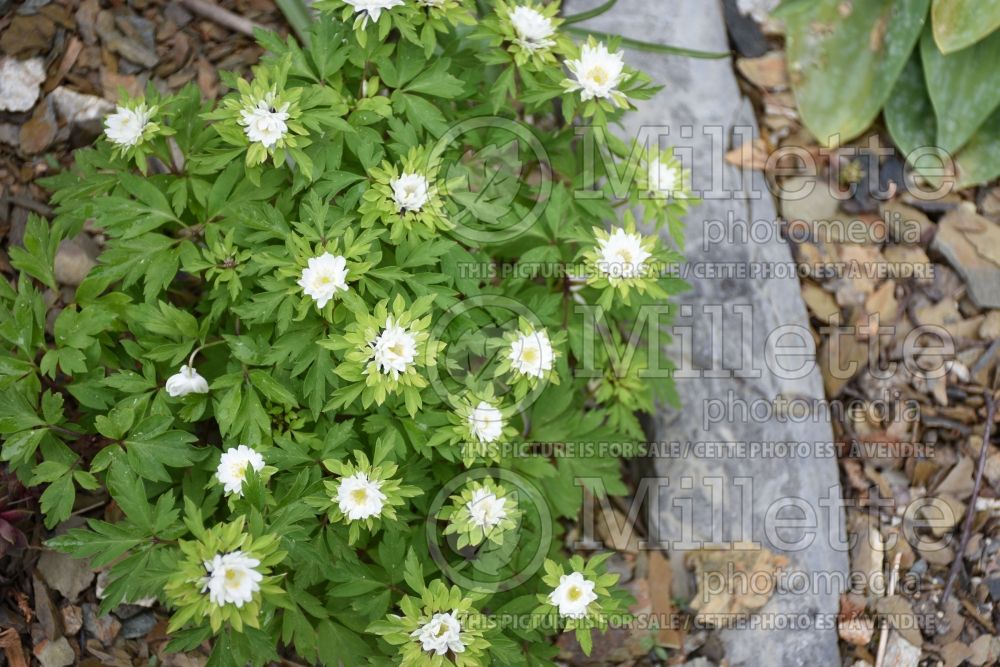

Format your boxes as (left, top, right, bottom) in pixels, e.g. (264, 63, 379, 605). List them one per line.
(588, 66, 609, 85)
(351, 488, 369, 504)
(520, 346, 538, 363)
(224, 567, 245, 588)
(567, 585, 582, 601)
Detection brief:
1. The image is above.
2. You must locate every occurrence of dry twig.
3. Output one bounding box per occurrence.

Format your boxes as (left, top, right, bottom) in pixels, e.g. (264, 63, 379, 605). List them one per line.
(874, 552, 902, 667)
(941, 390, 997, 605)
(179, 0, 267, 37)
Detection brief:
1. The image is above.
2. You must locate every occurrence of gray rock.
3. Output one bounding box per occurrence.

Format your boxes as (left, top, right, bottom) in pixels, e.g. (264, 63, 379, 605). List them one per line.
(82, 603, 121, 646)
(779, 175, 842, 226)
(95, 10, 158, 69)
(566, 1, 847, 666)
(37, 550, 96, 602)
(931, 204, 1000, 309)
(681, 659, 716, 667)
(0, 57, 46, 112)
(50, 86, 114, 129)
(33, 636, 75, 667)
(119, 610, 156, 639)
(883, 633, 921, 667)
(736, 0, 780, 22)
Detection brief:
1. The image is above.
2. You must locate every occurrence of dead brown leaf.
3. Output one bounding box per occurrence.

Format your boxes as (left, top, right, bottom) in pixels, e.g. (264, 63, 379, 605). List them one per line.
(647, 549, 682, 649)
(685, 543, 788, 624)
(724, 138, 769, 172)
(0, 628, 27, 667)
(874, 594, 923, 647)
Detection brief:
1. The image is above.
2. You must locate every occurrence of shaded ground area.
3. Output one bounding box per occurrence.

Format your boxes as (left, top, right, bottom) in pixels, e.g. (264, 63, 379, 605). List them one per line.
(1, 2, 288, 665)
(0, 0, 287, 276)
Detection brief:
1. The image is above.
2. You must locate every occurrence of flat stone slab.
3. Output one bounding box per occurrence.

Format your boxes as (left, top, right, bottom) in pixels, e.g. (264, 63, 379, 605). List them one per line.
(566, 1, 847, 665)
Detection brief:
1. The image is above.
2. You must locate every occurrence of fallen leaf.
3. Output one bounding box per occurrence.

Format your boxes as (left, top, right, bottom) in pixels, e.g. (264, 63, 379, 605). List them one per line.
(736, 52, 789, 90)
(725, 138, 769, 172)
(647, 549, 682, 649)
(875, 595, 922, 647)
(685, 543, 788, 624)
(802, 281, 841, 323)
(838, 615, 874, 646)
(0, 628, 28, 667)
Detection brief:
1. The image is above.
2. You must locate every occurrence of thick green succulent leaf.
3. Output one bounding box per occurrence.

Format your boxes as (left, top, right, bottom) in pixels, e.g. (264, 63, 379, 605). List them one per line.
(886, 54, 1000, 187)
(784, 0, 929, 146)
(952, 107, 1000, 188)
(885, 53, 936, 158)
(931, 0, 1000, 54)
(921, 27, 1000, 153)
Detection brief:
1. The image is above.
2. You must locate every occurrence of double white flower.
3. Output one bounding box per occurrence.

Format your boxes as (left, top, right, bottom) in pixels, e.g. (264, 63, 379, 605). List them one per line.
(466, 487, 507, 529)
(468, 401, 504, 443)
(104, 104, 151, 147)
(216, 445, 266, 496)
(510, 6, 556, 52)
(411, 611, 466, 656)
(165, 365, 209, 397)
(509, 328, 554, 379)
(202, 551, 263, 608)
(596, 228, 651, 280)
(566, 42, 626, 104)
(548, 571, 598, 619)
(239, 94, 290, 149)
(370, 317, 418, 378)
(648, 157, 682, 196)
(391, 172, 430, 213)
(298, 253, 350, 308)
(344, 0, 404, 25)
(337, 471, 387, 521)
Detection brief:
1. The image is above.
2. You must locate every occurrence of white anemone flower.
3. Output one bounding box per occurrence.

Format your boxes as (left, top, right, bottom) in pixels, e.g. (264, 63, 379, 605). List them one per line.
(647, 157, 681, 196)
(239, 95, 290, 149)
(337, 472, 387, 521)
(566, 42, 626, 103)
(165, 365, 210, 397)
(596, 228, 651, 280)
(298, 253, 349, 308)
(411, 611, 466, 656)
(391, 172, 430, 212)
(202, 551, 263, 608)
(468, 401, 504, 443)
(344, 0, 405, 25)
(510, 6, 556, 52)
(548, 571, 598, 619)
(370, 317, 418, 378)
(466, 487, 507, 529)
(508, 329, 554, 379)
(104, 105, 151, 147)
(216, 445, 266, 496)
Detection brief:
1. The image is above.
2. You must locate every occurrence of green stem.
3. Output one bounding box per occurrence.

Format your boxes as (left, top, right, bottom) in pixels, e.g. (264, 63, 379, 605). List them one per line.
(562, 0, 619, 25)
(567, 27, 730, 59)
(188, 339, 226, 367)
